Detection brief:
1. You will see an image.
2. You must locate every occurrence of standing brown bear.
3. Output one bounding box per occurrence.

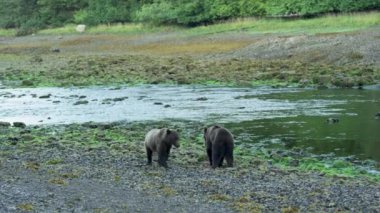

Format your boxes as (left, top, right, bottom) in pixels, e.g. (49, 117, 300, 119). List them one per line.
(145, 128, 180, 168)
(204, 125, 234, 168)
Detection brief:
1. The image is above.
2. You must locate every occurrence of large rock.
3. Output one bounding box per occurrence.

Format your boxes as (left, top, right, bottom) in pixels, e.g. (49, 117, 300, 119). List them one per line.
(13, 122, 26, 128)
(76, 24, 86, 33)
(0, 121, 11, 128)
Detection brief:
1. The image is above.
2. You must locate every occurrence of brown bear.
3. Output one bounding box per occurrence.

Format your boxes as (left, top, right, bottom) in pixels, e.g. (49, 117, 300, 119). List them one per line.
(145, 128, 180, 168)
(204, 125, 234, 169)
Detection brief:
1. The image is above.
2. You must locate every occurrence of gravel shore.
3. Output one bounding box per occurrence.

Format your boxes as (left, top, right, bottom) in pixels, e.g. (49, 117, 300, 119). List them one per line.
(1, 123, 379, 212)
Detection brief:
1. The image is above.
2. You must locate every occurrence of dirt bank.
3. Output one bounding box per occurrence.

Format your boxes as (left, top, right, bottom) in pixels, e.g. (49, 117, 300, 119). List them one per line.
(0, 27, 379, 88)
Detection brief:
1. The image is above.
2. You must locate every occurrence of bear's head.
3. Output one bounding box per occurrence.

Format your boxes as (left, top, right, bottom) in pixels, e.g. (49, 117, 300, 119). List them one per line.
(165, 129, 180, 148)
(203, 125, 221, 141)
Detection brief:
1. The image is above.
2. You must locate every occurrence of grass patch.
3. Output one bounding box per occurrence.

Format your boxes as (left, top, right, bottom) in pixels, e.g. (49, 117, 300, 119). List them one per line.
(0, 28, 16, 37)
(9, 12, 379, 38)
(187, 12, 380, 36)
(37, 23, 177, 36)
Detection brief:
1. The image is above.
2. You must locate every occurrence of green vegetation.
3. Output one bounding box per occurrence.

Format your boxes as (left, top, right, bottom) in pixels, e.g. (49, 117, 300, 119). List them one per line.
(1, 12, 379, 37)
(16, 203, 34, 211)
(1, 121, 379, 182)
(1, 54, 378, 88)
(1, 0, 379, 35)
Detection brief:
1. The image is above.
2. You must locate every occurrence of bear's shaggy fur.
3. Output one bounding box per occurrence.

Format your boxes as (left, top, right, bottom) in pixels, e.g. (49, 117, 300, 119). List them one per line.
(204, 125, 234, 168)
(145, 128, 179, 168)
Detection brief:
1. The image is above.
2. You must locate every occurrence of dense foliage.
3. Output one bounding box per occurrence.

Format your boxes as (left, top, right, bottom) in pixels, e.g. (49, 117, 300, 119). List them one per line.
(0, 0, 379, 34)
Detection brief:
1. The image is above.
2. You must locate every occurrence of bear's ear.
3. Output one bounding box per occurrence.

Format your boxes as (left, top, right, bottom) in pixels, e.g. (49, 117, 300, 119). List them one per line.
(214, 125, 220, 128)
(203, 127, 207, 134)
(166, 129, 171, 134)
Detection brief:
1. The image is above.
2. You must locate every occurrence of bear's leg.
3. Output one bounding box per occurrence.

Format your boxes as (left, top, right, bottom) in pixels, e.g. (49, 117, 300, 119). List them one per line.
(218, 156, 224, 167)
(212, 144, 224, 169)
(146, 147, 153, 165)
(158, 145, 169, 168)
(167, 145, 172, 156)
(207, 148, 212, 166)
(225, 145, 234, 167)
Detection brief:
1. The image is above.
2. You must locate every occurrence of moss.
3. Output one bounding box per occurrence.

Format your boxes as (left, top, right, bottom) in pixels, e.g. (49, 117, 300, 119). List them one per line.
(60, 172, 80, 179)
(24, 161, 40, 171)
(160, 186, 177, 197)
(114, 175, 121, 182)
(93, 208, 110, 213)
(46, 158, 63, 165)
(282, 206, 300, 213)
(49, 178, 67, 185)
(16, 203, 34, 212)
(209, 194, 231, 201)
(231, 198, 263, 213)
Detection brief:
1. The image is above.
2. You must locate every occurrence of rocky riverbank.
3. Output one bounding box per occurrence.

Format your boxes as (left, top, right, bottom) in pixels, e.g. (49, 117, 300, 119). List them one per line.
(0, 27, 379, 88)
(1, 122, 379, 212)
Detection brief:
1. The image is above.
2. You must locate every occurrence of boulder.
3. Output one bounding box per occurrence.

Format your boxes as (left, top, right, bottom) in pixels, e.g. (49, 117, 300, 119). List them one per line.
(76, 24, 86, 33)
(13, 122, 26, 128)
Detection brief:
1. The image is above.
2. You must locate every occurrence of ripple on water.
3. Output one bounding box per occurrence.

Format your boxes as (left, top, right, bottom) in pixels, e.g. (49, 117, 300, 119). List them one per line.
(0, 85, 345, 125)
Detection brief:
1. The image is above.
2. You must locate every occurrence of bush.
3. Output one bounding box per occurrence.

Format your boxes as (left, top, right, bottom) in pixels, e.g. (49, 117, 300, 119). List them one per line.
(74, 0, 131, 25)
(136, 1, 178, 25)
(16, 17, 45, 36)
(266, 0, 380, 17)
(135, 0, 267, 26)
(1, 0, 380, 31)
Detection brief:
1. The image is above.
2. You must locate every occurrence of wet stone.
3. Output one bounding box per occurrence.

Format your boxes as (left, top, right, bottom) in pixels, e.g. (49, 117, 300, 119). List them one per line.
(164, 104, 171, 108)
(0, 121, 11, 127)
(39, 94, 52, 99)
(51, 48, 61, 53)
(13, 122, 26, 128)
(327, 118, 339, 124)
(112, 97, 128, 102)
(154, 102, 163, 105)
(73, 100, 89, 105)
(21, 80, 34, 86)
(195, 97, 208, 101)
(137, 96, 147, 100)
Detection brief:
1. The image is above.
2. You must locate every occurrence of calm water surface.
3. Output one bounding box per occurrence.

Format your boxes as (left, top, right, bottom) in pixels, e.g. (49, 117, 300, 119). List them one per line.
(1, 86, 379, 162)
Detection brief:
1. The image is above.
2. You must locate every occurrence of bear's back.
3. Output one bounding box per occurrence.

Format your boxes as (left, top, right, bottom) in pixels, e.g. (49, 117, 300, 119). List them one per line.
(211, 127, 233, 145)
(145, 128, 165, 151)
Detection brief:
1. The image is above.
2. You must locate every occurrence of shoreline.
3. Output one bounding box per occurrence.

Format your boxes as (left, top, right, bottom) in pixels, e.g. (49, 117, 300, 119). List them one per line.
(1, 121, 379, 212)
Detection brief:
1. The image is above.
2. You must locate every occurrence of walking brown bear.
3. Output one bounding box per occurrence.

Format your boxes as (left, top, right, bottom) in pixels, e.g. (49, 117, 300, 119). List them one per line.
(145, 128, 180, 168)
(203, 125, 234, 168)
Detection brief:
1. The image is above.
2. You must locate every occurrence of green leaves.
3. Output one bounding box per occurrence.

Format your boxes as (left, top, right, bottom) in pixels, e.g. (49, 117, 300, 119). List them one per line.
(1, 0, 379, 34)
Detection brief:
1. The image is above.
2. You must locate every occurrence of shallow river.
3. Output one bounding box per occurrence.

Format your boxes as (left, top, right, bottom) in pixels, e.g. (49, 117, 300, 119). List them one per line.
(1, 85, 379, 162)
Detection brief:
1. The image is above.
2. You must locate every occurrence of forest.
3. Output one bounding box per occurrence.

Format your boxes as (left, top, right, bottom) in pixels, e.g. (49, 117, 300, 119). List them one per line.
(1, 0, 379, 35)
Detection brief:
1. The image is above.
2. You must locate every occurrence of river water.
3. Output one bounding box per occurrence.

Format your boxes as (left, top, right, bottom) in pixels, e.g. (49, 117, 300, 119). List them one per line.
(1, 85, 379, 162)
